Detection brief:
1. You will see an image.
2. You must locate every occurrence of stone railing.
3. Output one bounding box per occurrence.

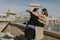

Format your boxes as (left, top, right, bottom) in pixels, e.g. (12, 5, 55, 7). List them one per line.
(1, 22, 60, 40)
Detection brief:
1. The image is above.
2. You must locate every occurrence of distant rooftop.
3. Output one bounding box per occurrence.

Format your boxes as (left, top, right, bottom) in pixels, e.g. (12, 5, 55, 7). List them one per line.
(0, 13, 7, 16)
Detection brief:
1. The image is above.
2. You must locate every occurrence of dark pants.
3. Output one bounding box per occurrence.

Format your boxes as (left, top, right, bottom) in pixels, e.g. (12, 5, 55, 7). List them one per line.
(25, 25, 35, 40)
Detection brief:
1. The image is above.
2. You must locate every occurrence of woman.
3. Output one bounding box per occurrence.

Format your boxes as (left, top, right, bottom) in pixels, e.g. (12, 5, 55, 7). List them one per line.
(25, 8, 47, 40)
(35, 8, 48, 40)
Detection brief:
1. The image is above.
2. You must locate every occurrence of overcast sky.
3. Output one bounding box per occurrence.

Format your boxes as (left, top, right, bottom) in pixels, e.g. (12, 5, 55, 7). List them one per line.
(0, 0, 60, 17)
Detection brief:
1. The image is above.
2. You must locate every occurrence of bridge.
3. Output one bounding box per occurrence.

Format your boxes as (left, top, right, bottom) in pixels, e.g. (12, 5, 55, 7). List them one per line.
(0, 21, 60, 40)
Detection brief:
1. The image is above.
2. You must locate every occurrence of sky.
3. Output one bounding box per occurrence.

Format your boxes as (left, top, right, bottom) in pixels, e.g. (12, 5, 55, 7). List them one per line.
(0, 0, 60, 17)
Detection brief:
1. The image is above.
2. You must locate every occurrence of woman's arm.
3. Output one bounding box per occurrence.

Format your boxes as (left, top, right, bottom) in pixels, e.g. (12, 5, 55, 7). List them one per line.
(38, 17, 45, 22)
(38, 14, 46, 24)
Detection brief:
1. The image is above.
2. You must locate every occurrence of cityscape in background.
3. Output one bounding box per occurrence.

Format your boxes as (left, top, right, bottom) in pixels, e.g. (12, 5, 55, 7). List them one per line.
(0, 0, 60, 40)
